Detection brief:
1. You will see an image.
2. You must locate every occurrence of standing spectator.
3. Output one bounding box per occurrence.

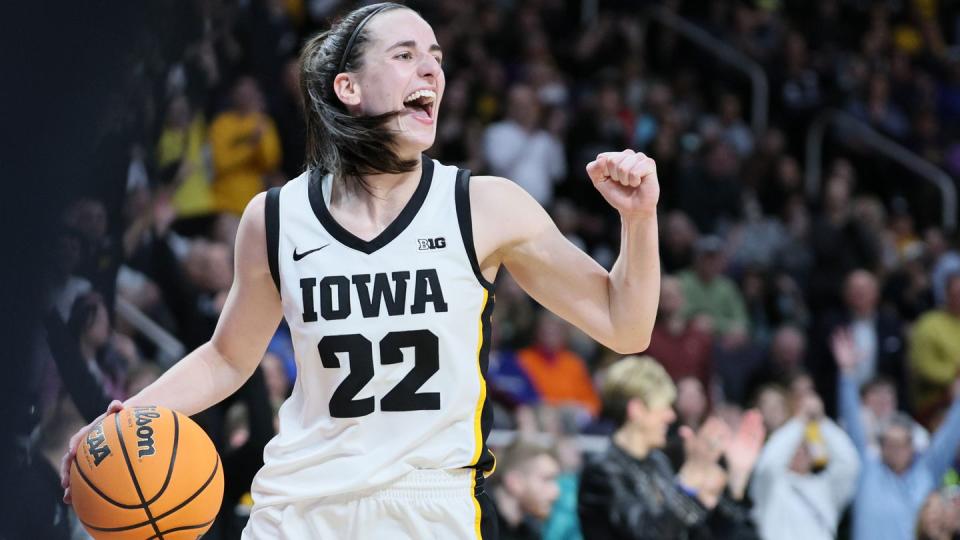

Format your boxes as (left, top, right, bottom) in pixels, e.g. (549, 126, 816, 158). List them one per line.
(645, 275, 713, 390)
(750, 394, 860, 540)
(517, 312, 601, 419)
(155, 95, 215, 228)
(910, 273, 960, 420)
(489, 439, 561, 540)
(209, 76, 281, 215)
(857, 376, 930, 457)
(678, 235, 749, 343)
(811, 269, 908, 415)
(808, 174, 881, 311)
(578, 356, 764, 539)
(835, 329, 960, 540)
(483, 84, 566, 206)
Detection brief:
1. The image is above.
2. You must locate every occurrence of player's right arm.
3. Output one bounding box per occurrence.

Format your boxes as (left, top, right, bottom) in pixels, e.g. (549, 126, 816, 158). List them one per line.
(61, 192, 283, 502)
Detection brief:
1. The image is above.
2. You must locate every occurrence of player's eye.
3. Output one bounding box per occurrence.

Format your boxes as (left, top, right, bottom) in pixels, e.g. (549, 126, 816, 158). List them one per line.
(395, 52, 413, 60)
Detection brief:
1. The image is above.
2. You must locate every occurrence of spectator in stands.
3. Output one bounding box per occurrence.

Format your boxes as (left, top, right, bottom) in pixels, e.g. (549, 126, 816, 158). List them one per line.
(857, 376, 929, 457)
(155, 94, 215, 228)
(646, 275, 713, 390)
(910, 273, 960, 420)
(747, 324, 807, 399)
(917, 490, 960, 540)
(518, 311, 601, 420)
(808, 174, 882, 311)
(271, 58, 307, 180)
(482, 83, 565, 206)
(209, 76, 281, 215)
(489, 438, 562, 540)
(67, 291, 127, 401)
(678, 235, 749, 343)
(755, 384, 790, 433)
(926, 228, 960, 307)
(750, 393, 860, 540)
(835, 328, 960, 540)
(811, 269, 908, 414)
(677, 141, 743, 235)
(716, 93, 753, 158)
(661, 210, 699, 274)
(579, 356, 764, 539)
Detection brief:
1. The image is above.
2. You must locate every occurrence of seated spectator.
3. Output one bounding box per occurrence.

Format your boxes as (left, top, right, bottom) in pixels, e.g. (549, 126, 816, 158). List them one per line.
(750, 394, 860, 540)
(835, 329, 960, 540)
(67, 291, 128, 401)
(517, 312, 601, 419)
(482, 84, 565, 206)
(754, 384, 790, 433)
(209, 76, 281, 215)
(747, 324, 807, 400)
(910, 273, 960, 421)
(645, 275, 713, 390)
(678, 235, 749, 344)
(489, 438, 561, 540)
(858, 376, 929, 457)
(578, 356, 764, 539)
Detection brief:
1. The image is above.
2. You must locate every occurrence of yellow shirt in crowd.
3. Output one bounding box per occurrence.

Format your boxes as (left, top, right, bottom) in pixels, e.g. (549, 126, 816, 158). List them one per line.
(910, 310, 960, 414)
(156, 116, 215, 217)
(209, 111, 281, 215)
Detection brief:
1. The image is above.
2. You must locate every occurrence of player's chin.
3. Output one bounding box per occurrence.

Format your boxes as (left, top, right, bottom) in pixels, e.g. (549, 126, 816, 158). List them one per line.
(397, 125, 436, 153)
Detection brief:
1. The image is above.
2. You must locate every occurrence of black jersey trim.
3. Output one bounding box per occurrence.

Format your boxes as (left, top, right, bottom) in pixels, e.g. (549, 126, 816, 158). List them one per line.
(265, 187, 282, 297)
(454, 169, 496, 291)
(307, 155, 433, 255)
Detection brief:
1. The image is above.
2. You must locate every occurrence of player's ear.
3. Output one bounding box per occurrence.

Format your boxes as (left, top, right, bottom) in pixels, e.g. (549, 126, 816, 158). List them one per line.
(333, 73, 362, 108)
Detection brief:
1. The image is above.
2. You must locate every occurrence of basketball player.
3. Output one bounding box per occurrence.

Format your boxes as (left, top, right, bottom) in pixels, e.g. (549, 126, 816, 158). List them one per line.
(61, 3, 661, 538)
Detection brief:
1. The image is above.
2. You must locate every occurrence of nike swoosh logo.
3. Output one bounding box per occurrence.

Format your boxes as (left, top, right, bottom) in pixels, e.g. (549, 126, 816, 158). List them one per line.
(293, 244, 329, 261)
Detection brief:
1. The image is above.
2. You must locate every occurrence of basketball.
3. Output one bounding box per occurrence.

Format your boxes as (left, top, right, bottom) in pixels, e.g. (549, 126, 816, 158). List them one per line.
(69, 406, 224, 540)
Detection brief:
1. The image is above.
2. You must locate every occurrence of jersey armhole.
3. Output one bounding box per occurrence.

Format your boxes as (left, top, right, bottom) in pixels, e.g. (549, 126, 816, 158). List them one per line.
(454, 169, 496, 292)
(265, 186, 282, 297)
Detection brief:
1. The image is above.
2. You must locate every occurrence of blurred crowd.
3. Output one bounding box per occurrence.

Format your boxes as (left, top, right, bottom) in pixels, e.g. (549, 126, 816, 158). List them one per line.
(13, 0, 960, 539)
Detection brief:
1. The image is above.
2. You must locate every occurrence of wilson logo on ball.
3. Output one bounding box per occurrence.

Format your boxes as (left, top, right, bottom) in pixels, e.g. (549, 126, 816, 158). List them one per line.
(85, 421, 111, 467)
(133, 406, 160, 458)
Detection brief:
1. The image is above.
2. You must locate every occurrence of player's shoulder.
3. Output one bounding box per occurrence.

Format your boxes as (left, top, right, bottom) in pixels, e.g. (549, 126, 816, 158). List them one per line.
(469, 175, 535, 203)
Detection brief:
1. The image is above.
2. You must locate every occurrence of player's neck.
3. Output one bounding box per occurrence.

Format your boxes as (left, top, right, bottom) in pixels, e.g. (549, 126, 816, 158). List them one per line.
(331, 163, 423, 225)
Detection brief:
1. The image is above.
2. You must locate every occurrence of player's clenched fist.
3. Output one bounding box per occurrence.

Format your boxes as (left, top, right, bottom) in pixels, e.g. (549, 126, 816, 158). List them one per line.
(586, 149, 660, 218)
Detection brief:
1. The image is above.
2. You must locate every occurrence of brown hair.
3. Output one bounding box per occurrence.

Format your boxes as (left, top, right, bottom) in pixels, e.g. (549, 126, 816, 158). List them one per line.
(299, 2, 421, 184)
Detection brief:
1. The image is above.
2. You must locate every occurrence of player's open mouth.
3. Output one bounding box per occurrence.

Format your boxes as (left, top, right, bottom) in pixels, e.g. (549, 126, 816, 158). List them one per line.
(403, 89, 436, 124)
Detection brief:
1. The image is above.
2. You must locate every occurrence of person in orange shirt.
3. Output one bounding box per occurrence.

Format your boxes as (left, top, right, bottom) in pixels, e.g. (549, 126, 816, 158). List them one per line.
(209, 76, 282, 215)
(518, 311, 601, 417)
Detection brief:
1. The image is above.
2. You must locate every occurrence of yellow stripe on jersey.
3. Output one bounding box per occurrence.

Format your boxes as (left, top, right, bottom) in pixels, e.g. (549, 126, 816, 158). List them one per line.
(470, 288, 489, 466)
(471, 471, 482, 539)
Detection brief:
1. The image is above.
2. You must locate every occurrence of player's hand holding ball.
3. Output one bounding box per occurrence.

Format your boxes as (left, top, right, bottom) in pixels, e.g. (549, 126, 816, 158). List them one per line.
(586, 149, 660, 219)
(62, 403, 224, 539)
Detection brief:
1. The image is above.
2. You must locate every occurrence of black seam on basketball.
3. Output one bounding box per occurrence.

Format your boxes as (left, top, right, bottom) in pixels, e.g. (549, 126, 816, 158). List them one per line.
(115, 413, 164, 539)
(145, 517, 216, 540)
(73, 454, 145, 509)
(78, 455, 220, 532)
(145, 410, 179, 505)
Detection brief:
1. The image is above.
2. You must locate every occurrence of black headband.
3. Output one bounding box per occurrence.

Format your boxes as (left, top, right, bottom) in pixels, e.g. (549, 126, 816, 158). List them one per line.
(338, 5, 393, 74)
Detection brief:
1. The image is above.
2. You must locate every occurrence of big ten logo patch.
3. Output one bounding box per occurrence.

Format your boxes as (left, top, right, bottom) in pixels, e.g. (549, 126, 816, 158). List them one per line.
(131, 406, 161, 458)
(418, 237, 446, 250)
(86, 420, 112, 466)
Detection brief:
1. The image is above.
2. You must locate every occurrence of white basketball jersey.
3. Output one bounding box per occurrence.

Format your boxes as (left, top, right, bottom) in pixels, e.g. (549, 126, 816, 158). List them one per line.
(250, 157, 496, 508)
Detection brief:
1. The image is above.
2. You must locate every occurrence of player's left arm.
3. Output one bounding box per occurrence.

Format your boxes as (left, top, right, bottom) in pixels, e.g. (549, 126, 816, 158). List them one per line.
(473, 150, 660, 353)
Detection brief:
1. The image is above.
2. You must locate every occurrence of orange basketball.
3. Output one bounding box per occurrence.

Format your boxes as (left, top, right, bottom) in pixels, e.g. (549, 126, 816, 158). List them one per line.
(69, 406, 224, 540)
